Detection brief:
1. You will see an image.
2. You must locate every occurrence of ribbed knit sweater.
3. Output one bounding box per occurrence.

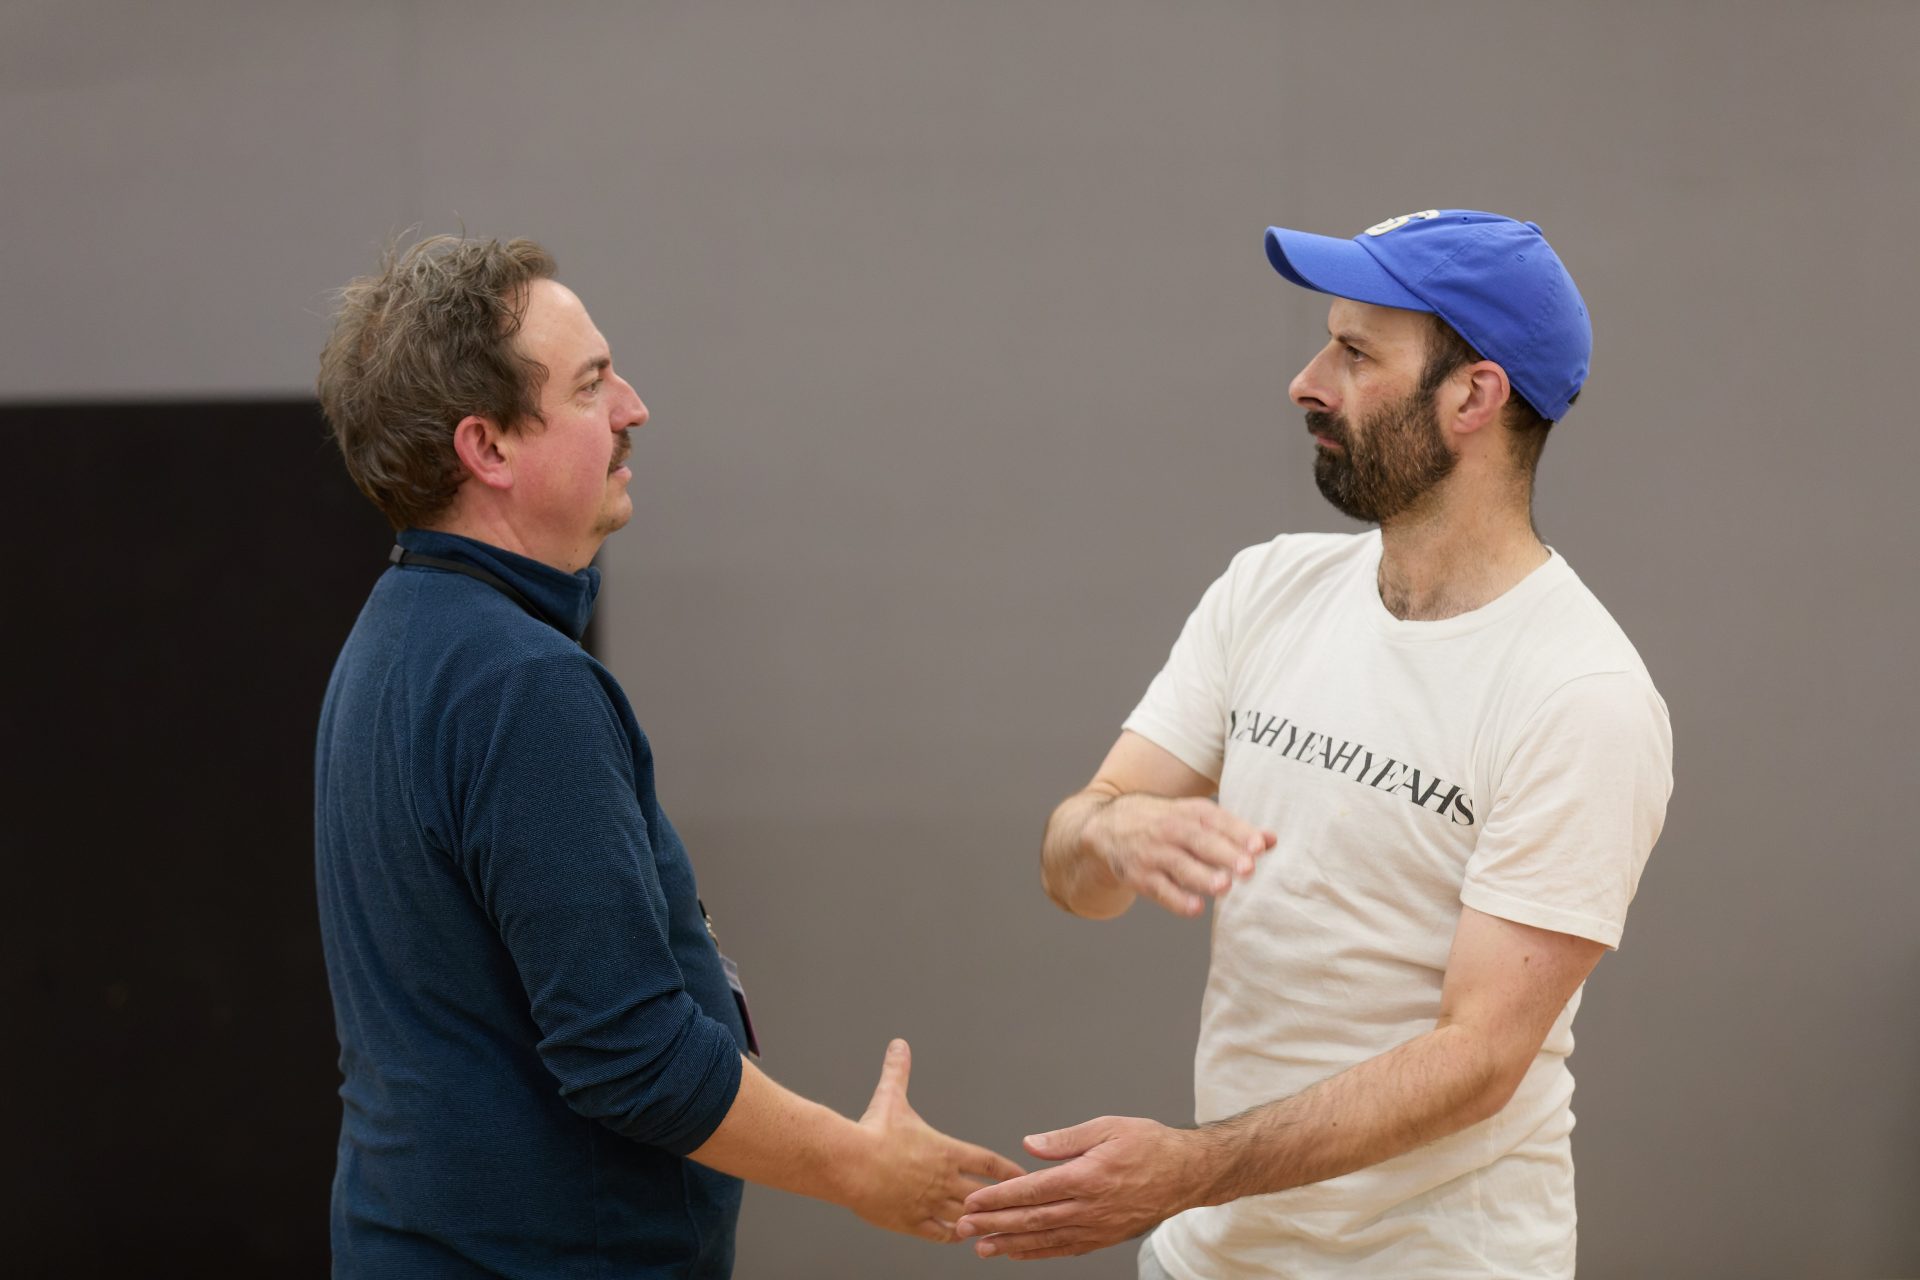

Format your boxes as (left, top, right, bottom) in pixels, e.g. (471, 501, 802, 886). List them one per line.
(315, 528, 746, 1277)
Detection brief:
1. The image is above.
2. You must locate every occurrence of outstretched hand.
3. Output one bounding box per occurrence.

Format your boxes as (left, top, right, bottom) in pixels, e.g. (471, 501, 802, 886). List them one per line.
(954, 1115, 1213, 1260)
(848, 1039, 1028, 1242)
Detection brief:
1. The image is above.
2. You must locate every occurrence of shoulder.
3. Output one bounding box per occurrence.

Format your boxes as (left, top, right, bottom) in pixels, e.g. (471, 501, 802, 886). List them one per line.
(1225, 529, 1373, 580)
(439, 646, 640, 807)
(392, 569, 587, 670)
(394, 578, 624, 730)
(1501, 560, 1672, 762)
(1204, 529, 1374, 618)
(1523, 558, 1665, 701)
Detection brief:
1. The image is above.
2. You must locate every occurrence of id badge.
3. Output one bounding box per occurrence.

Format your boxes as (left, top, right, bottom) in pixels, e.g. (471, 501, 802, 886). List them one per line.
(720, 953, 761, 1057)
(701, 899, 761, 1057)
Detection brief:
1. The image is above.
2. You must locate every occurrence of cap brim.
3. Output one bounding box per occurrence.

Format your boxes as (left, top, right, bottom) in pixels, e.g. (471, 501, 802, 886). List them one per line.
(1265, 227, 1430, 312)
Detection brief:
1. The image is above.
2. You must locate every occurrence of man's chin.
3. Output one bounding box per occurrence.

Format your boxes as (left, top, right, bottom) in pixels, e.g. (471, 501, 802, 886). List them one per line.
(1313, 459, 1377, 523)
(594, 496, 634, 539)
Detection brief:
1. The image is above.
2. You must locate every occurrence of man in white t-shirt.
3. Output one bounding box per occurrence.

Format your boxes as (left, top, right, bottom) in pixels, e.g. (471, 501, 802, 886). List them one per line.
(955, 210, 1672, 1278)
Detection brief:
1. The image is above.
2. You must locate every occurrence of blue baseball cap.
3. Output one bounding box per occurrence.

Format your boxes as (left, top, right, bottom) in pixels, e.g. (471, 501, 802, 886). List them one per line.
(1264, 209, 1591, 422)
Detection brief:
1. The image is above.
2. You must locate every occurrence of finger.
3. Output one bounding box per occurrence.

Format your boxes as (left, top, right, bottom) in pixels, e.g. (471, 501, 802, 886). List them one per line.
(1193, 803, 1278, 864)
(1001, 1242, 1097, 1260)
(1137, 869, 1205, 917)
(954, 1200, 1080, 1239)
(1155, 847, 1235, 899)
(947, 1172, 1000, 1205)
(1155, 809, 1233, 873)
(1197, 827, 1265, 881)
(868, 1037, 911, 1109)
(1225, 815, 1280, 859)
(957, 1143, 1027, 1182)
(1022, 1118, 1110, 1161)
(962, 1166, 1080, 1215)
(915, 1216, 957, 1243)
(1169, 814, 1264, 881)
(976, 1227, 1098, 1259)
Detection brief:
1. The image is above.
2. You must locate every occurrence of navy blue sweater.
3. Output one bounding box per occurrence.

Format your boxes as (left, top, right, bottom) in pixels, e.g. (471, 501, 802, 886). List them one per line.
(315, 529, 746, 1277)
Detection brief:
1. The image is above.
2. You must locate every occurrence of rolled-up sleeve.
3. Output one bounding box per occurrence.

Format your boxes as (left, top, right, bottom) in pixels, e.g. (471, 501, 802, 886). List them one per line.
(456, 652, 742, 1154)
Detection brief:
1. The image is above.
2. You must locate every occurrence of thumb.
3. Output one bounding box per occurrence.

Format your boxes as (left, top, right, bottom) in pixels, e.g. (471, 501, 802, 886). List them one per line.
(867, 1038, 912, 1112)
(1022, 1117, 1109, 1161)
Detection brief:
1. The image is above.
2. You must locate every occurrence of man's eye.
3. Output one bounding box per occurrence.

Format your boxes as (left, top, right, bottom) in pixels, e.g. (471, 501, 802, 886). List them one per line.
(1343, 345, 1365, 362)
(584, 378, 603, 394)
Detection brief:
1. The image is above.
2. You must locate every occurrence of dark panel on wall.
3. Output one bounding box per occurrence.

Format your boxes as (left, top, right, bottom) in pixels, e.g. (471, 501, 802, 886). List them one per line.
(0, 400, 453, 1273)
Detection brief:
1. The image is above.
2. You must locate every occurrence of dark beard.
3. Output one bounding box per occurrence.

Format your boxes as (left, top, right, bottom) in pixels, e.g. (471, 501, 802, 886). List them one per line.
(1307, 388, 1457, 523)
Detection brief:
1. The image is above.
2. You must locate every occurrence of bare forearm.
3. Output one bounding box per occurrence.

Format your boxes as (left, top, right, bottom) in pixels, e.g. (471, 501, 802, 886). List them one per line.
(1192, 1024, 1515, 1205)
(957, 912, 1601, 1260)
(1040, 787, 1133, 919)
(688, 1057, 869, 1208)
(955, 1027, 1521, 1255)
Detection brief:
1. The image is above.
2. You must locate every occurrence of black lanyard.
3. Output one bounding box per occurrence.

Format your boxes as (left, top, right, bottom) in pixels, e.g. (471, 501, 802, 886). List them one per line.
(388, 545, 542, 621)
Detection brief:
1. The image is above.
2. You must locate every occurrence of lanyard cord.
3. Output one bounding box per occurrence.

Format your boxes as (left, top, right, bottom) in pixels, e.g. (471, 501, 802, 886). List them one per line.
(388, 545, 544, 622)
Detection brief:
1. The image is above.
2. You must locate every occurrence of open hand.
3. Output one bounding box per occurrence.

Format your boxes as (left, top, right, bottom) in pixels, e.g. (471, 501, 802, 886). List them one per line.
(847, 1040, 1027, 1241)
(1089, 795, 1275, 917)
(954, 1115, 1213, 1260)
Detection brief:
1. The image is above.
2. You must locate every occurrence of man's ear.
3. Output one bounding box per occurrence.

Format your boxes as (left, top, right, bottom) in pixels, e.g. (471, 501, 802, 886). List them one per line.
(451, 415, 514, 492)
(1451, 362, 1512, 438)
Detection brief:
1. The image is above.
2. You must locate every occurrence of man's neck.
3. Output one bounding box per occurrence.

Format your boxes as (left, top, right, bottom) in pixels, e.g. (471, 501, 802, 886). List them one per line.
(1374, 490, 1546, 622)
(424, 509, 595, 575)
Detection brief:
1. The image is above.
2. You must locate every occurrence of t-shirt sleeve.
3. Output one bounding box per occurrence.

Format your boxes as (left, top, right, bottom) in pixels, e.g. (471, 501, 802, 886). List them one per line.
(455, 653, 742, 1155)
(1121, 553, 1244, 782)
(1461, 671, 1674, 949)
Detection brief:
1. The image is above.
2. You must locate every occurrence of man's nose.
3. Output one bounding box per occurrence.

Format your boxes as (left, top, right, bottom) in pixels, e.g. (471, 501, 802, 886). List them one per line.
(1289, 348, 1334, 412)
(614, 375, 649, 429)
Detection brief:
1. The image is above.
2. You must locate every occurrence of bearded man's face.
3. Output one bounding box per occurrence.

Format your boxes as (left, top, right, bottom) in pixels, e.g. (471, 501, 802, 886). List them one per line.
(1306, 381, 1457, 523)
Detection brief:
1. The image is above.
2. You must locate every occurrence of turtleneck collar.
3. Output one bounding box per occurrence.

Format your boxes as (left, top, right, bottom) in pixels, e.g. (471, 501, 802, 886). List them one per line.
(395, 528, 601, 642)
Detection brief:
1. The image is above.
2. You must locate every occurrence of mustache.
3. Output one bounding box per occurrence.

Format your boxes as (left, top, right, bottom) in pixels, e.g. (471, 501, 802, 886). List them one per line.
(609, 431, 632, 471)
(1305, 410, 1346, 444)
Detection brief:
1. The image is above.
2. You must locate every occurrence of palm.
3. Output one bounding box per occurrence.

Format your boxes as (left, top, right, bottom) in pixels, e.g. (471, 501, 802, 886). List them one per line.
(851, 1040, 1026, 1241)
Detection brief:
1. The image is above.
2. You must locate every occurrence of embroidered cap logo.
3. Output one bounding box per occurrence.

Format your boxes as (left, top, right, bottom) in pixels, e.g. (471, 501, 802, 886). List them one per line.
(1363, 209, 1441, 237)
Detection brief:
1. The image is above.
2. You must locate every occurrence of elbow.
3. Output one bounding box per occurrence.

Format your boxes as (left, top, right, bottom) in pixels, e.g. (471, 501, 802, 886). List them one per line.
(1464, 1053, 1534, 1127)
(1438, 1023, 1533, 1128)
(546, 1001, 743, 1153)
(1468, 1072, 1524, 1127)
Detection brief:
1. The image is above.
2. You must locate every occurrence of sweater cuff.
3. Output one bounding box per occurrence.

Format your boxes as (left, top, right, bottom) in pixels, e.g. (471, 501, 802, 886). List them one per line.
(638, 1015, 744, 1157)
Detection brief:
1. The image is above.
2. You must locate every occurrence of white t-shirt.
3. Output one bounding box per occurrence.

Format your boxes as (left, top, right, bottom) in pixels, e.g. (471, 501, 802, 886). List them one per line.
(1128, 531, 1672, 1280)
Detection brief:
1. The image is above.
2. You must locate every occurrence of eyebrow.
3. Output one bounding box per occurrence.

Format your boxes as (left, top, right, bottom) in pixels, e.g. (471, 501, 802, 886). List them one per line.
(571, 355, 611, 383)
(1329, 329, 1373, 350)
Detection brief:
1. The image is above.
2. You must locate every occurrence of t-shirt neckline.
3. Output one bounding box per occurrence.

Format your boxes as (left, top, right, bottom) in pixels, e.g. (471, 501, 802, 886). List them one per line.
(1356, 528, 1572, 642)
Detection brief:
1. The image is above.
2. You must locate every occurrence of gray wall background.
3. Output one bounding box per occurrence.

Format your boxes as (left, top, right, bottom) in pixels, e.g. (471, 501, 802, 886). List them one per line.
(8, 2, 1916, 1275)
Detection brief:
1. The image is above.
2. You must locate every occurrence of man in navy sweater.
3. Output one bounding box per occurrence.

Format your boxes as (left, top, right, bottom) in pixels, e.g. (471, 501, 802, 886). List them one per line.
(314, 235, 1020, 1277)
